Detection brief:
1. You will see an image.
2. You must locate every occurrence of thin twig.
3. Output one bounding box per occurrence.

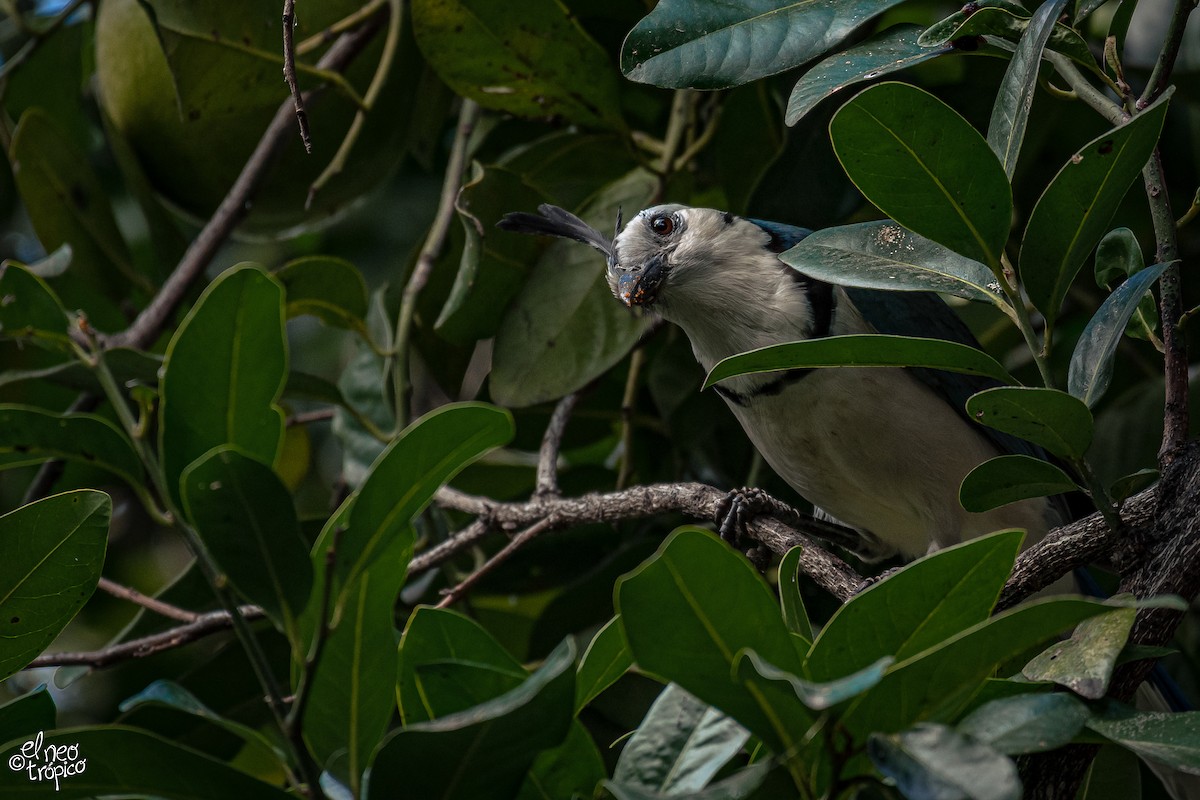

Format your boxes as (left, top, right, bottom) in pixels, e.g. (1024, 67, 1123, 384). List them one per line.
(98, 577, 199, 623)
(286, 408, 336, 427)
(282, 0, 312, 153)
(617, 348, 645, 489)
(295, 0, 387, 55)
(436, 517, 557, 608)
(0, 0, 87, 84)
(536, 393, 580, 498)
(409, 519, 492, 574)
(1139, 0, 1198, 106)
(286, 527, 341, 757)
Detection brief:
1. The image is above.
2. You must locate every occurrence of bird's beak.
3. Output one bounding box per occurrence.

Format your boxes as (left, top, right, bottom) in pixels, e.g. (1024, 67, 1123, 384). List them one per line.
(615, 253, 667, 308)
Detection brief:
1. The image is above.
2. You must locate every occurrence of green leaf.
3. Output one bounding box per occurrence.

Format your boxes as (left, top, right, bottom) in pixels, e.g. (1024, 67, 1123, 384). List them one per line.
(1019, 90, 1172, 329)
(840, 597, 1112, 736)
(785, 25, 953, 126)
(736, 649, 892, 710)
(779, 220, 1011, 312)
(412, 0, 623, 130)
(868, 723, 1021, 800)
(365, 639, 577, 800)
(336, 402, 513, 595)
(615, 528, 812, 754)
(276, 255, 369, 335)
(778, 547, 813, 642)
(965, 387, 1094, 460)
(918, 0, 1029, 44)
(0, 726, 293, 799)
(0, 491, 109, 681)
(957, 693, 1091, 755)
(516, 721, 605, 800)
(492, 169, 656, 407)
(0, 686, 55, 747)
(0, 262, 71, 346)
(159, 264, 287, 508)
(807, 530, 1025, 681)
(622, 0, 909, 90)
(614, 684, 750, 794)
(1022, 608, 1136, 699)
(1087, 702, 1200, 775)
(397, 606, 525, 724)
(987, 0, 1071, 179)
(180, 447, 312, 647)
(1109, 468, 1159, 503)
(959, 455, 1079, 513)
(1068, 262, 1169, 407)
(830, 82, 1011, 270)
(575, 616, 633, 712)
(704, 334, 1014, 390)
(0, 405, 144, 486)
(1078, 745, 1143, 800)
(1095, 228, 1143, 287)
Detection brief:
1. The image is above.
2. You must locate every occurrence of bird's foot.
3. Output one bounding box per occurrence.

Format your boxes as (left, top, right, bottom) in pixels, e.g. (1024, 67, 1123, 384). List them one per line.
(854, 566, 903, 594)
(714, 487, 798, 571)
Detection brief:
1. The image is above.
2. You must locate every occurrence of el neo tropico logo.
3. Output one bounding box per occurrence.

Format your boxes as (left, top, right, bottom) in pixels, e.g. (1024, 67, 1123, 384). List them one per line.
(7, 731, 86, 791)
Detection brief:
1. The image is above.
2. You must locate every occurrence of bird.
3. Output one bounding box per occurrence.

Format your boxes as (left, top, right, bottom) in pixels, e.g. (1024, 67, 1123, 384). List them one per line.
(497, 204, 1064, 562)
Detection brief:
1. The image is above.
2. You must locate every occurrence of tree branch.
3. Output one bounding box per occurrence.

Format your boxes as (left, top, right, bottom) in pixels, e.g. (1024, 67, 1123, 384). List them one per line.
(282, 0, 313, 153)
(535, 393, 579, 498)
(97, 577, 199, 623)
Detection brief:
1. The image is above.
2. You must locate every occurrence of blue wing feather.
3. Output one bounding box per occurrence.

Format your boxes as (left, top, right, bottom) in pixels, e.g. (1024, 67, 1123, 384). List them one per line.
(747, 219, 812, 252)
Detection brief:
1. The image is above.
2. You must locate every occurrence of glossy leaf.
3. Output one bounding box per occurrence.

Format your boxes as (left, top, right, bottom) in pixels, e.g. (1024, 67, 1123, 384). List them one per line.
(831, 82, 1011, 270)
(868, 723, 1021, 800)
(336, 403, 513, 595)
(622, 0, 909, 90)
(785, 24, 953, 125)
(1022, 608, 1136, 698)
(965, 387, 1094, 460)
(0, 405, 143, 486)
(159, 264, 287, 508)
(180, 447, 312, 645)
(1088, 702, 1200, 774)
(397, 606, 525, 725)
(0, 726, 292, 799)
(807, 530, 1025, 681)
(959, 455, 1078, 512)
(412, 0, 623, 129)
(704, 334, 1014, 389)
(613, 684, 750, 794)
(1109, 468, 1159, 503)
(0, 262, 71, 346)
(616, 528, 813, 753)
(918, 0, 1029, 43)
(1068, 262, 1169, 407)
(575, 616, 633, 712)
(780, 220, 1011, 311)
(737, 649, 892, 710)
(276, 256, 369, 335)
(516, 721, 605, 800)
(365, 639, 576, 800)
(0, 686, 55, 747)
(1095, 229, 1159, 341)
(492, 169, 656, 407)
(1020, 91, 1172, 329)
(0, 491, 109, 682)
(778, 547, 814, 642)
(958, 693, 1091, 755)
(987, 0, 1070, 179)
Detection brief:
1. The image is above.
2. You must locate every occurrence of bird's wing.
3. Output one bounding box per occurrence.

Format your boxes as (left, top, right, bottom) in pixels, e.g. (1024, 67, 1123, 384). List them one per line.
(746, 218, 812, 253)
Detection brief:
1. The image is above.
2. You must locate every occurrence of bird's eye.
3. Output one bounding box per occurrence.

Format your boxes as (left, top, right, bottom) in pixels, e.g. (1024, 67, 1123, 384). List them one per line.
(649, 214, 675, 236)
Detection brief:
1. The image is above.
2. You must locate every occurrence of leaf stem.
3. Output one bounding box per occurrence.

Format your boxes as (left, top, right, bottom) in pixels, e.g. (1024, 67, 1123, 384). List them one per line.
(617, 347, 645, 490)
(999, 254, 1055, 387)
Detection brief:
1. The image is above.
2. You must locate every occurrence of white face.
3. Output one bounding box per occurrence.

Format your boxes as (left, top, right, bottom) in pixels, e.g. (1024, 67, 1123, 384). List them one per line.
(607, 205, 690, 308)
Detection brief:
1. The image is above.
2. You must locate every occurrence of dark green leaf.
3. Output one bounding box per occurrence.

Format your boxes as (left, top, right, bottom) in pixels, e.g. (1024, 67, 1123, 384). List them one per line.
(614, 683, 749, 794)
(786, 25, 953, 125)
(575, 616, 632, 712)
(1095, 228, 1143, 287)
(778, 547, 813, 642)
(918, 0, 1029, 44)
(957, 693, 1091, 755)
(412, 0, 623, 129)
(1019, 91, 1172, 329)
(0, 686, 55, 747)
(0, 726, 292, 799)
(616, 528, 812, 754)
(517, 721, 605, 800)
(492, 169, 656, 407)
(807, 530, 1024, 681)
(0, 405, 143, 486)
(987, 0, 1071, 179)
(959, 455, 1079, 513)
(415, 661, 531, 721)
(0, 491, 109, 681)
(0, 261, 71, 346)
(159, 264, 287, 508)
(737, 649, 891, 710)
(1088, 702, 1200, 775)
(180, 447, 312, 646)
(365, 639, 576, 800)
(705, 335, 1014, 389)
(276, 256, 369, 335)
(1109, 468, 1159, 503)
(779, 221, 1011, 312)
(398, 606, 525, 724)
(1068, 262, 1169, 407)
(622, 0, 909, 90)
(965, 387, 1094, 460)
(1078, 745, 1143, 800)
(1022, 608, 1136, 698)
(868, 723, 1021, 800)
(830, 82, 1011, 270)
(337, 402, 513, 595)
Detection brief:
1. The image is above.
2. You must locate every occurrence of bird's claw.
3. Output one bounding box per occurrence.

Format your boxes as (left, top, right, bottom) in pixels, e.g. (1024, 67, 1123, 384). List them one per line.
(715, 487, 796, 571)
